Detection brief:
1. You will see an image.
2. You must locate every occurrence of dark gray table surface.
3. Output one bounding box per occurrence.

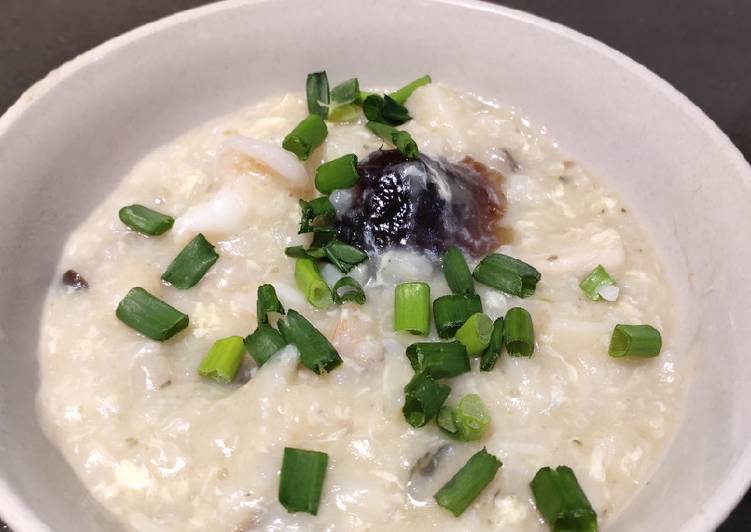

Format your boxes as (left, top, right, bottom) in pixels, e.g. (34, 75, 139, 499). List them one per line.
(1, 1, 749, 530)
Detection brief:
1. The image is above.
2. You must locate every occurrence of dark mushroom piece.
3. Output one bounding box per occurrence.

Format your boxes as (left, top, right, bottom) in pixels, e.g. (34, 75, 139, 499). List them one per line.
(62, 269, 89, 290)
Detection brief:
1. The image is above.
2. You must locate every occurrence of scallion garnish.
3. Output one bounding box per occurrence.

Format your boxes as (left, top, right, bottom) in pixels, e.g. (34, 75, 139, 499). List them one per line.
(394, 282, 431, 335)
(278, 447, 329, 515)
(244, 323, 287, 367)
(389, 75, 432, 105)
(118, 204, 174, 236)
(442, 246, 474, 295)
(472, 253, 541, 298)
(580, 264, 618, 301)
(503, 307, 535, 357)
(198, 336, 245, 384)
(257, 284, 285, 324)
(608, 324, 662, 358)
(330, 78, 360, 106)
(530, 466, 597, 532)
(295, 258, 333, 309)
(323, 240, 368, 273)
(332, 276, 366, 305)
(405, 341, 470, 379)
(480, 318, 504, 371)
(298, 197, 336, 234)
(327, 104, 360, 123)
(455, 312, 494, 356)
(402, 372, 451, 428)
(278, 309, 342, 374)
(306, 71, 330, 119)
(439, 394, 491, 441)
(161, 233, 219, 289)
(310, 228, 336, 250)
(434, 448, 502, 517)
(432, 294, 483, 339)
(366, 121, 419, 159)
(362, 94, 411, 126)
(315, 154, 359, 194)
(437, 406, 458, 435)
(283, 114, 328, 160)
(115, 287, 189, 341)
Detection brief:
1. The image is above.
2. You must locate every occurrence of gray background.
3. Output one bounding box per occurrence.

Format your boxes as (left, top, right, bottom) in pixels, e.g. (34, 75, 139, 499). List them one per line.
(1, 0, 749, 530)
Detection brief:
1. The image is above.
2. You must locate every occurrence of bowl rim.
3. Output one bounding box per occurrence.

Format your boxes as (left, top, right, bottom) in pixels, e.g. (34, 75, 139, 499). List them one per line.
(1, 0, 750, 530)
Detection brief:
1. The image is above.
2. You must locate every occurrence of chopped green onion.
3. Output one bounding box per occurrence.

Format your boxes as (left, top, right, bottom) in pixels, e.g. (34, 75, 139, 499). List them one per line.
(442, 246, 474, 295)
(306, 71, 330, 118)
(455, 313, 494, 356)
(480, 318, 505, 371)
(608, 324, 662, 358)
(283, 114, 328, 160)
(473, 253, 541, 298)
(161, 233, 219, 289)
(198, 336, 245, 384)
(390, 75, 432, 105)
(530, 466, 597, 532)
(310, 228, 336, 250)
(434, 448, 502, 517)
(278, 309, 342, 374)
(453, 394, 491, 441)
(437, 405, 458, 435)
(315, 154, 359, 194)
(298, 197, 336, 234)
(295, 258, 332, 309)
(328, 103, 360, 123)
(406, 341, 470, 379)
(116, 287, 189, 341)
(284, 245, 316, 260)
(362, 94, 411, 126)
(403, 372, 451, 428)
(118, 204, 174, 236)
(580, 264, 618, 301)
(330, 78, 360, 105)
(279, 447, 329, 515)
(394, 282, 431, 335)
(323, 240, 368, 273)
(257, 284, 285, 324)
(244, 323, 286, 367)
(366, 121, 419, 159)
(433, 294, 483, 339)
(504, 307, 535, 357)
(332, 276, 366, 305)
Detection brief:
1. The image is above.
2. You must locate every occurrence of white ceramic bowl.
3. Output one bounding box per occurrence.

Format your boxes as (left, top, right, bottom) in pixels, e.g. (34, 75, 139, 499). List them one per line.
(1, 0, 750, 530)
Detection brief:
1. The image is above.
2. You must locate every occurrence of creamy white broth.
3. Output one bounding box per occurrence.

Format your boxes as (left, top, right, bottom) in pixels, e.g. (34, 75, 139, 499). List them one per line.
(37, 84, 684, 531)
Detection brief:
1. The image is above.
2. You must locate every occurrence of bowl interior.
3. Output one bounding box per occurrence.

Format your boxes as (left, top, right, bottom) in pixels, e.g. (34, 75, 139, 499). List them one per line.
(0, 0, 749, 530)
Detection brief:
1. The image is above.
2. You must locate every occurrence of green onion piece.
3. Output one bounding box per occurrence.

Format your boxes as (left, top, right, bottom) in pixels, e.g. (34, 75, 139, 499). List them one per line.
(442, 246, 474, 295)
(453, 394, 491, 441)
(279, 447, 329, 515)
(434, 448, 502, 517)
(161, 233, 219, 289)
(284, 246, 316, 260)
(394, 282, 431, 335)
(366, 121, 419, 159)
(244, 323, 287, 367)
(310, 228, 336, 250)
(455, 313, 494, 356)
(306, 71, 330, 118)
(118, 204, 174, 236)
(405, 341, 470, 379)
(330, 78, 360, 105)
(608, 324, 662, 358)
(530, 466, 598, 532)
(356, 90, 376, 104)
(315, 154, 359, 194)
(580, 264, 617, 301)
(473, 253, 541, 298)
(432, 294, 483, 339)
(437, 405, 459, 435)
(504, 307, 535, 357)
(324, 240, 368, 273)
(298, 197, 336, 234)
(198, 336, 245, 384)
(362, 94, 411, 125)
(480, 318, 505, 371)
(283, 114, 328, 160)
(328, 103, 360, 123)
(390, 75, 432, 105)
(278, 309, 342, 374)
(403, 372, 451, 428)
(257, 284, 285, 324)
(332, 276, 366, 305)
(295, 258, 333, 309)
(115, 287, 189, 341)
